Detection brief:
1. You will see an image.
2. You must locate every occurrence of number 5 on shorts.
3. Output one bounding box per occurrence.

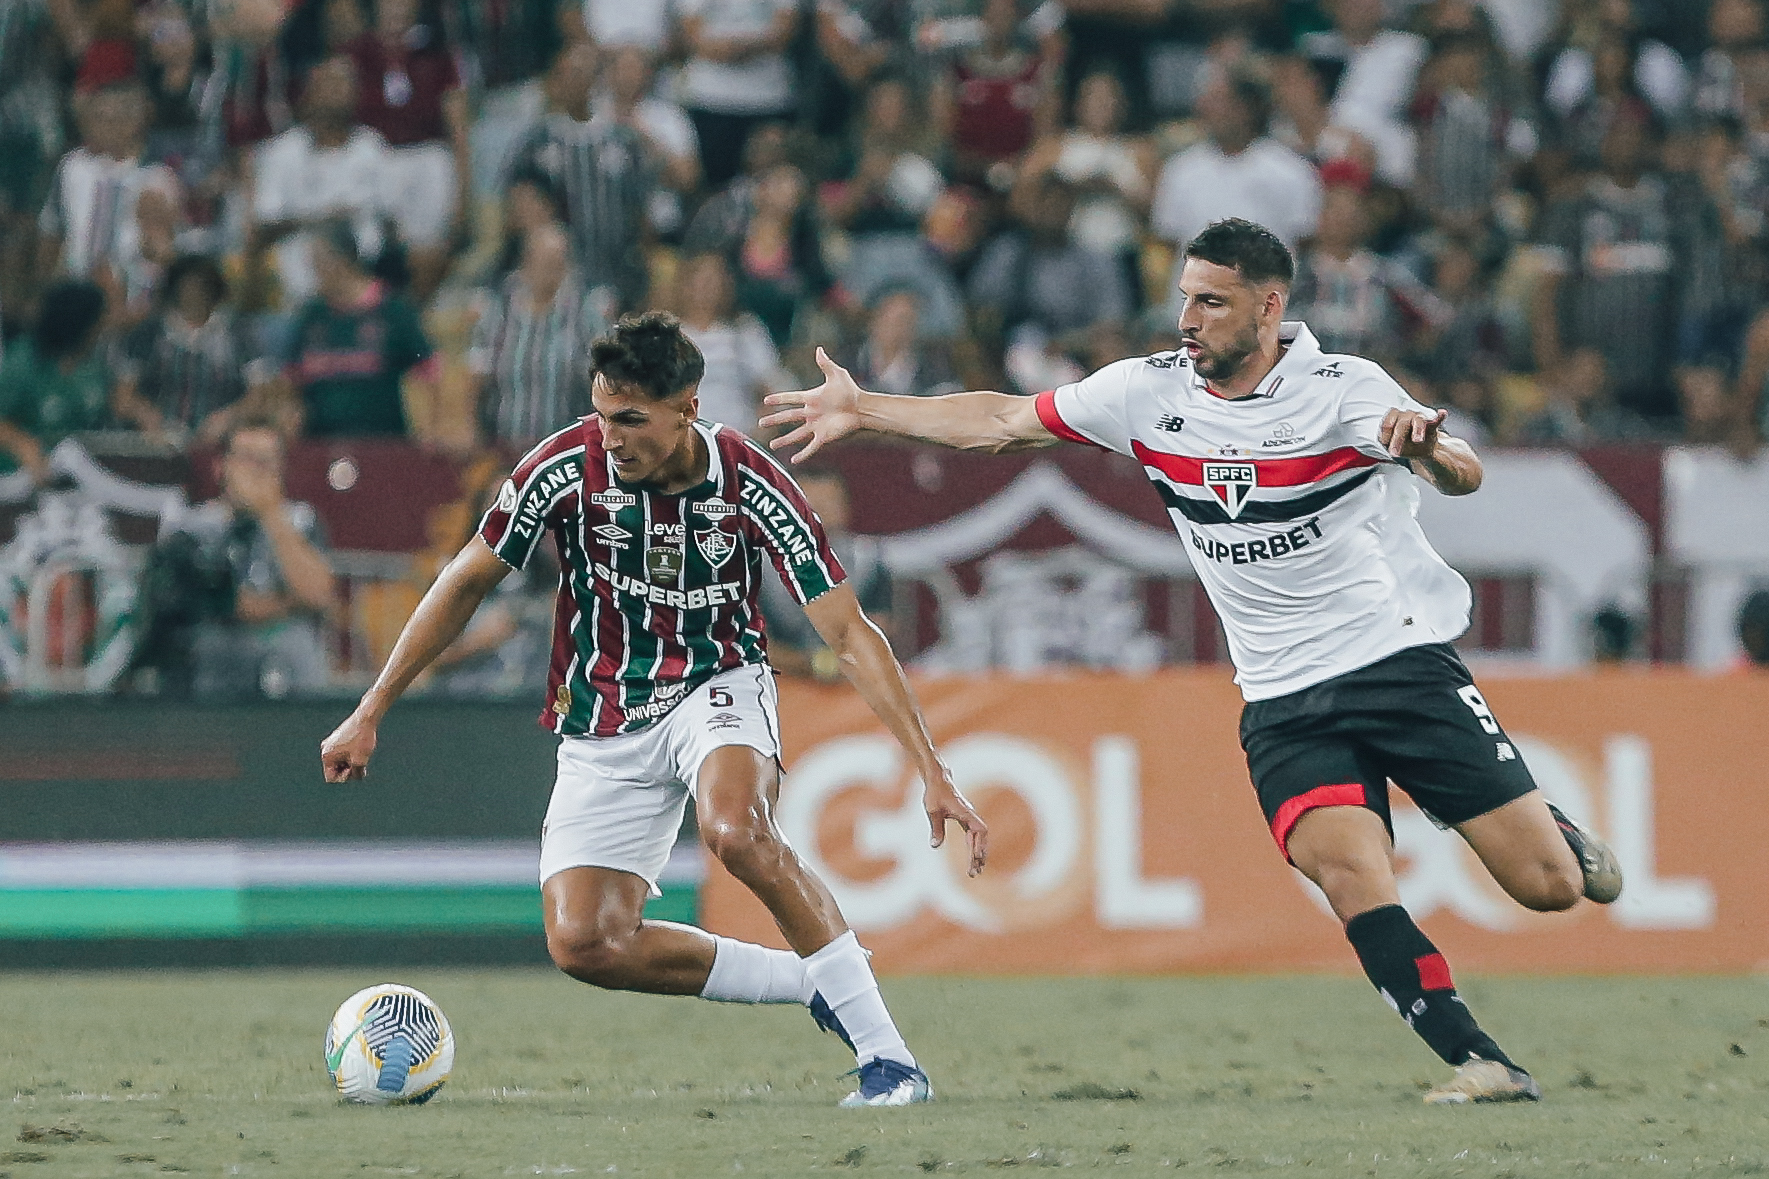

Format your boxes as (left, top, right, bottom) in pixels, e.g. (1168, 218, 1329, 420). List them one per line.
(708, 686, 733, 707)
(1457, 685, 1501, 734)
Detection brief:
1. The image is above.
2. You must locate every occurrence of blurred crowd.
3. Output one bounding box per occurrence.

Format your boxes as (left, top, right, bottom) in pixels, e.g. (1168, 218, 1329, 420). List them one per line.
(8, 0, 1769, 692)
(8, 0, 1769, 460)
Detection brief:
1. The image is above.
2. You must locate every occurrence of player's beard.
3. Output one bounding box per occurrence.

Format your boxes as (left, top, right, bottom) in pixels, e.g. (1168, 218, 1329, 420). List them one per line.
(1191, 322, 1262, 384)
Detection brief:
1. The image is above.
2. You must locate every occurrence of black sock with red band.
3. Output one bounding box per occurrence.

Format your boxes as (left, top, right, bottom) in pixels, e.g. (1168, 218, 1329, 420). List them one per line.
(1343, 904, 1519, 1071)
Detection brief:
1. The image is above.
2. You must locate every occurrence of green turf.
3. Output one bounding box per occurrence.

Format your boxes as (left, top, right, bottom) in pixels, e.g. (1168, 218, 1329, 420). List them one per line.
(2, 971, 1767, 1177)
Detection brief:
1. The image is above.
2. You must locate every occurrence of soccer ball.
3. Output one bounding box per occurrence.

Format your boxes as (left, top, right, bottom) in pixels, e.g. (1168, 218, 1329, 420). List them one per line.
(324, 984, 455, 1105)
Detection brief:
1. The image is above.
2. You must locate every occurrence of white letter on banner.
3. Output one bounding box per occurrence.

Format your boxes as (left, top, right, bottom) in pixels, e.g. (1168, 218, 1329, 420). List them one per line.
(1092, 736, 1203, 928)
(1605, 735, 1714, 930)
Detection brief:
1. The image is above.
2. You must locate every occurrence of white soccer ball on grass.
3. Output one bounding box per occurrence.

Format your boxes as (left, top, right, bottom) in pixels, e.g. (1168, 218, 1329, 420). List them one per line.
(324, 983, 455, 1105)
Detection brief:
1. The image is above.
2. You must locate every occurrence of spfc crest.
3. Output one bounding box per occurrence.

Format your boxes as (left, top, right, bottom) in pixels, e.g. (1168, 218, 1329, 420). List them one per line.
(1202, 462, 1257, 519)
(695, 527, 736, 569)
(645, 545, 683, 586)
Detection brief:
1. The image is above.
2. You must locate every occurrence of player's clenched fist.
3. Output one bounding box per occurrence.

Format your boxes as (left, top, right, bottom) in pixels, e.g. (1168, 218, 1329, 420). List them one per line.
(1379, 407, 1449, 459)
(321, 712, 377, 782)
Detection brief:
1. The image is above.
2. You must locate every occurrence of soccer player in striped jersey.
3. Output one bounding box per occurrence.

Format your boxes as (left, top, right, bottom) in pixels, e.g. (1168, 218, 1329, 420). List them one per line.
(763, 218, 1625, 1106)
(322, 312, 986, 1108)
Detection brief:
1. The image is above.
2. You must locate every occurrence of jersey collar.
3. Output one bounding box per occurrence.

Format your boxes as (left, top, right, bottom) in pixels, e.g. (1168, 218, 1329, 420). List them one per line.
(1195, 320, 1324, 401)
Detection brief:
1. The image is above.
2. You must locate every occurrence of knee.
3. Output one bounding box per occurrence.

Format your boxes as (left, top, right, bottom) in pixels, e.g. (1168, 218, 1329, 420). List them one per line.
(1304, 847, 1393, 905)
(1514, 858, 1583, 913)
(700, 814, 784, 880)
(546, 923, 638, 988)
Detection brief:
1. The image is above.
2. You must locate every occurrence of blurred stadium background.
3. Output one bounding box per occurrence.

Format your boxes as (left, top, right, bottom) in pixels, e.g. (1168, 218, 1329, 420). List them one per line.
(2, 0, 1768, 1018)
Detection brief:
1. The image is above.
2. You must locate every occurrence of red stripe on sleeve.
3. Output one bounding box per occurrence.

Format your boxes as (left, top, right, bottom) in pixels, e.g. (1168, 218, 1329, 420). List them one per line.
(1269, 782, 1368, 862)
(1415, 952, 1454, 991)
(1131, 441, 1380, 488)
(1034, 390, 1104, 449)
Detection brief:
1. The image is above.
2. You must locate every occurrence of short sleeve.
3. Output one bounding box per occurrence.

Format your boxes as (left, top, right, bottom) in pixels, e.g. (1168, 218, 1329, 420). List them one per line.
(1035, 357, 1139, 455)
(737, 448, 848, 606)
(1338, 364, 1433, 460)
(478, 428, 587, 570)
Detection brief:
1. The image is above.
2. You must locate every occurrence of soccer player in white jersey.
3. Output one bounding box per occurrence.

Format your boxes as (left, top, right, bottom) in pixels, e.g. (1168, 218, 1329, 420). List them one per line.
(763, 218, 1624, 1106)
(321, 313, 988, 1107)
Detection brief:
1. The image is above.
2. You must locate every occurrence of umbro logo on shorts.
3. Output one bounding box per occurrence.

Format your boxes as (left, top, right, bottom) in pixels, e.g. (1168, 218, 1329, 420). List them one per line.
(708, 711, 741, 731)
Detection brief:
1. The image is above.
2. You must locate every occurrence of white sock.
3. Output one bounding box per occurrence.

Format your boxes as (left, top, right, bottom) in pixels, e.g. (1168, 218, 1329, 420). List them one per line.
(801, 930, 915, 1068)
(700, 936, 809, 1004)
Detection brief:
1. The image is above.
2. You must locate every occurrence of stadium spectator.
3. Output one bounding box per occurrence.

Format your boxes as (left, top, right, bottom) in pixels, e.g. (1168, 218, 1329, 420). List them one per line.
(114, 254, 265, 446)
(148, 419, 336, 698)
(728, 162, 830, 349)
(931, 0, 1060, 187)
(0, 0, 63, 295)
(249, 56, 390, 311)
(591, 46, 701, 239)
(1287, 160, 1451, 367)
(1269, 54, 1371, 170)
(507, 43, 654, 311)
(1530, 107, 1690, 423)
(675, 251, 786, 435)
(842, 286, 962, 398)
(1151, 69, 1322, 276)
(759, 467, 892, 681)
(39, 76, 181, 320)
(813, 0, 913, 122)
(283, 219, 437, 437)
(968, 173, 1129, 390)
(468, 222, 605, 448)
(1512, 346, 1653, 444)
(822, 74, 964, 340)
(1407, 236, 1507, 432)
(489, 164, 570, 280)
(1543, 3, 1689, 134)
(1411, 31, 1534, 235)
(1299, 0, 1428, 186)
(346, 0, 470, 301)
(677, 0, 802, 187)
(0, 280, 128, 481)
(458, 0, 586, 196)
(1017, 69, 1153, 314)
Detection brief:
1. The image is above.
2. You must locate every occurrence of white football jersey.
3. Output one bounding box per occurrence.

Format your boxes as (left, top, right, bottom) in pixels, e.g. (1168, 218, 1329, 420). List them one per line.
(1035, 321, 1471, 701)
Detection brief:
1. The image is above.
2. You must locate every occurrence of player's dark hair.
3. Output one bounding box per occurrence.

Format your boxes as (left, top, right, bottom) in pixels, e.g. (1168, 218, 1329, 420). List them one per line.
(1184, 218, 1295, 287)
(592, 311, 706, 401)
(33, 280, 107, 361)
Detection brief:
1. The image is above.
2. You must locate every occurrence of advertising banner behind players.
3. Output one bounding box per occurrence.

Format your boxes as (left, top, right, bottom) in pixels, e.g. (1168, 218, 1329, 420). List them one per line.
(701, 672, 1761, 973)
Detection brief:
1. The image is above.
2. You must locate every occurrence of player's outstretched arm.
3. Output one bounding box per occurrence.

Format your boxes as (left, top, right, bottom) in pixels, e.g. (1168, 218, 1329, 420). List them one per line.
(320, 536, 511, 782)
(761, 347, 1058, 462)
(1379, 407, 1483, 496)
(801, 583, 989, 876)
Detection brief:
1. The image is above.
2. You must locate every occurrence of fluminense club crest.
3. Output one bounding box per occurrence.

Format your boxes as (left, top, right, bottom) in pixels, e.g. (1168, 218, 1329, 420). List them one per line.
(695, 527, 736, 570)
(1202, 462, 1257, 519)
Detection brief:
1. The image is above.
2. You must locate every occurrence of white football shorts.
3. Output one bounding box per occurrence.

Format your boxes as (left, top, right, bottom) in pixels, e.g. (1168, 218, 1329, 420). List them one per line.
(538, 663, 780, 895)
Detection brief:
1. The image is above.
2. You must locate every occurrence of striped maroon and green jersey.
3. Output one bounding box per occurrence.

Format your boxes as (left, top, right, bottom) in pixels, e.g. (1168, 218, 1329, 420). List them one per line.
(478, 417, 846, 737)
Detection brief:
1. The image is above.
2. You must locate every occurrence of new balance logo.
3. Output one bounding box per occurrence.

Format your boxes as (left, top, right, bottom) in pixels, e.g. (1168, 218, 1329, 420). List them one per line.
(1496, 742, 1517, 761)
(1156, 414, 1185, 433)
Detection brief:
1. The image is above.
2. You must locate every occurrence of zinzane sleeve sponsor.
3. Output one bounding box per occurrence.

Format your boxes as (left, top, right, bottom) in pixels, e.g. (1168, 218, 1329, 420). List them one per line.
(1037, 358, 1139, 455)
(478, 429, 585, 571)
(1337, 362, 1437, 461)
(737, 448, 848, 607)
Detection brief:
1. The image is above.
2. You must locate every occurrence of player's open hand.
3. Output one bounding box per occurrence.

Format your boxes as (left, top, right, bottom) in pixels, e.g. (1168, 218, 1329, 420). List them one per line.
(759, 348, 865, 464)
(924, 773, 989, 877)
(321, 712, 377, 783)
(1379, 407, 1449, 459)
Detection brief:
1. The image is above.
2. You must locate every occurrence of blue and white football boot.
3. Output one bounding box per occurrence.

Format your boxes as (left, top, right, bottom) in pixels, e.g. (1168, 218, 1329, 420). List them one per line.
(838, 1058, 933, 1108)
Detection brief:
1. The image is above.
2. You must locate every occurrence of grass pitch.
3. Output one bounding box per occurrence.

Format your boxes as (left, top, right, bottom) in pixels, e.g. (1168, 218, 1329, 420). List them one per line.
(3, 971, 1767, 1177)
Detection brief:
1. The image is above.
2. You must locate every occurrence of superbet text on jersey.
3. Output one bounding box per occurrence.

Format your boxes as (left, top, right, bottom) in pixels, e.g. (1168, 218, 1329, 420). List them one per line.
(1035, 322, 1471, 701)
(479, 418, 845, 737)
